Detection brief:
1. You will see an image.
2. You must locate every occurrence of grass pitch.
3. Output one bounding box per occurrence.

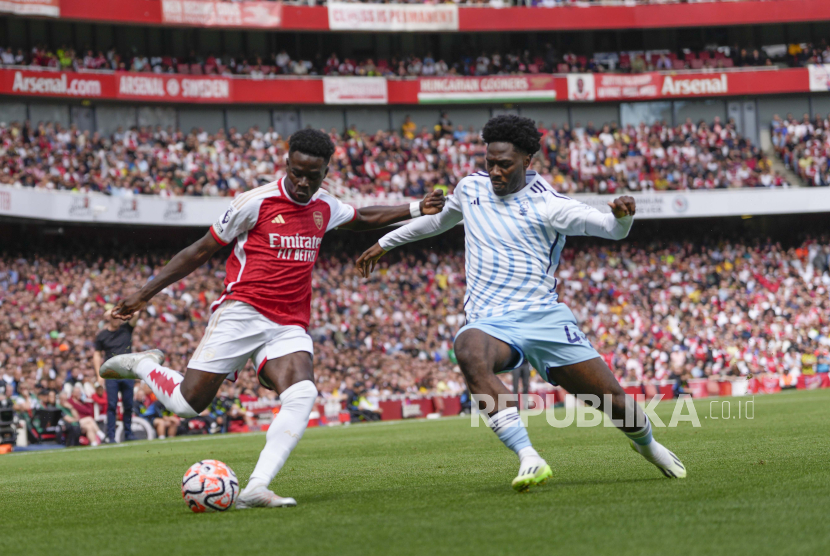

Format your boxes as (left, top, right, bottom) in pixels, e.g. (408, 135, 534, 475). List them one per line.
(2, 390, 829, 556)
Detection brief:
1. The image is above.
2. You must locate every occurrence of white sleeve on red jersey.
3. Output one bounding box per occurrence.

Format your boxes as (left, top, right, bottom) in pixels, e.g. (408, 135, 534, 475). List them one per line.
(319, 191, 357, 232)
(210, 197, 262, 246)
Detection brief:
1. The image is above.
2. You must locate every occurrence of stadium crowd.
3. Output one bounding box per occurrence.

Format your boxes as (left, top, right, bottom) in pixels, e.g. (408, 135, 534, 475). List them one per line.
(0, 115, 785, 198)
(771, 113, 830, 187)
(1, 232, 829, 440)
(0, 38, 818, 78)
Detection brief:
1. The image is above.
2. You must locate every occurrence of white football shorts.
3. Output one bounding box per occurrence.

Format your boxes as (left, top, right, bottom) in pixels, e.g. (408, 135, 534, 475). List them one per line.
(188, 300, 313, 384)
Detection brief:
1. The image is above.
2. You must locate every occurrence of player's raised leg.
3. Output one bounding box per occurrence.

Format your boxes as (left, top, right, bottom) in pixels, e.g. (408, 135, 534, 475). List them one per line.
(453, 329, 552, 493)
(100, 350, 225, 418)
(547, 357, 686, 479)
(236, 352, 317, 509)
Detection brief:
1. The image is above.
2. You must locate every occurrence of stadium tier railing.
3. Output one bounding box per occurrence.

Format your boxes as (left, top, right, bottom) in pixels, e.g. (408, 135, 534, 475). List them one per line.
(1, 184, 828, 227)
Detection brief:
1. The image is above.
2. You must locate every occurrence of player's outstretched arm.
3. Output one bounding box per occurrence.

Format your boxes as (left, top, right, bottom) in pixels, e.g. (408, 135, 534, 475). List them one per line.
(340, 189, 445, 231)
(551, 195, 636, 240)
(356, 243, 387, 278)
(356, 192, 463, 277)
(112, 231, 224, 320)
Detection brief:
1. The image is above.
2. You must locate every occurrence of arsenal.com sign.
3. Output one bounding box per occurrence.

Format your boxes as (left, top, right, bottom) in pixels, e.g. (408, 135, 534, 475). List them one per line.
(117, 74, 231, 101)
(11, 71, 103, 97)
(1, 69, 230, 102)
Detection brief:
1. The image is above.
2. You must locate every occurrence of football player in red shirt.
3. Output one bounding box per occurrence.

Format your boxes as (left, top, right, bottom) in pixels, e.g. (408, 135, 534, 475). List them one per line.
(101, 129, 444, 508)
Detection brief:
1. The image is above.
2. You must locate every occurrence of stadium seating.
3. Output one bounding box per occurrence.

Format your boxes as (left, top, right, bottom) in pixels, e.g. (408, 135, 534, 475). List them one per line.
(0, 38, 817, 78)
(772, 113, 830, 187)
(0, 117, 784, 199)
(2, 234, 828, 432)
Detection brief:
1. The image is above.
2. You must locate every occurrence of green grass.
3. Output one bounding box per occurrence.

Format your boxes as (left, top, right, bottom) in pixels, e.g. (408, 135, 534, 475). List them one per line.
(2, 390, 829, 556)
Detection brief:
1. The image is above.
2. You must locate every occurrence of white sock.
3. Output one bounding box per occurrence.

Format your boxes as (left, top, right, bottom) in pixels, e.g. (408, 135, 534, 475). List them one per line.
(245, 380, 317, 492)
(136, 359, 198, 418)
(634, 437, 668, 462)
(518, 446, 542, 464)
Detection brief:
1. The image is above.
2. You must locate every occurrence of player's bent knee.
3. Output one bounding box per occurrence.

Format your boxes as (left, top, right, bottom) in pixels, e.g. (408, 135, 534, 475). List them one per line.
(286, 379, 318, 402)
(455, 349, 487, 376)
(454, 333, 488, 369)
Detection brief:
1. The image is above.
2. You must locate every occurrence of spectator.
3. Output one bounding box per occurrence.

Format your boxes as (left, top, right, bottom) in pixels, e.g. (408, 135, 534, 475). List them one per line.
(439, 111, 453, 136)
(59, 388, 103, 446)
(401, 115, 417, 141)
(135, 384, 180, 439)
(92, 307, 140, 443)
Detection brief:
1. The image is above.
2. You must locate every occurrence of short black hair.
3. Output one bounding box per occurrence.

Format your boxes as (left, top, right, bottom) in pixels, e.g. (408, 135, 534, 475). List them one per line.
(481, 114, 541, 156)
(289, 129, 335, 161)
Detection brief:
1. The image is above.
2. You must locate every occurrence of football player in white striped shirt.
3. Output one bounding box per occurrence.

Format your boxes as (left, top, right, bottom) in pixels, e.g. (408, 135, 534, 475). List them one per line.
(357, 115, 685, 491)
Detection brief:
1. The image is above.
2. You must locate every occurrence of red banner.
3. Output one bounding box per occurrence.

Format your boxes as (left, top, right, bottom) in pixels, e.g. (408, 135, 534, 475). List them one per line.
(1, 69, 112, 99)
(797, 374, 830, 390)
(116, 72, 232, 102)
(568, 69, 808, 102)
(160, 0, 282, 28)
(0, 67, 814, 105)
(458, 0, 830, 32)
(0, 0, 59, 17)
(55, 0, 830, 32)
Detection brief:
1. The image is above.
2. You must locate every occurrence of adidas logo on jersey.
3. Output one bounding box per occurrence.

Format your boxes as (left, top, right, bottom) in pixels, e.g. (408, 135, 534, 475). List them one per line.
(271, 215, 286, 224)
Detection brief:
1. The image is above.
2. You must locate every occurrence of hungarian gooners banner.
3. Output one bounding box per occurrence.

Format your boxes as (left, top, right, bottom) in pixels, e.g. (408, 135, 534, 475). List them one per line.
(0, 0, 59, 17)
(418, 76, 556, 104)
(328, 1, 458, 31)
(161, 0, 283, 28)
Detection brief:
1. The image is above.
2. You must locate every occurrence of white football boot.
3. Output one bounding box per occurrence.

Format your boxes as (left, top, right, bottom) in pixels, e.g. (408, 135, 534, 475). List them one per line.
(236, 485, 297, 509)
(631, 440, 687, 479)
(99, 349, 165, 380)
(511, 456, 553, 493)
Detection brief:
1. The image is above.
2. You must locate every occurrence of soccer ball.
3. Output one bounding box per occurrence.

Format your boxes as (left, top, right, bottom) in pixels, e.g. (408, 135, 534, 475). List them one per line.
(181, 459, 239, 513)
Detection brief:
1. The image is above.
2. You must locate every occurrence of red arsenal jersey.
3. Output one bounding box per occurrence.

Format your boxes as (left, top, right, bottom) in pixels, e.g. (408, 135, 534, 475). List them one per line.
(209, 178, 357, 329)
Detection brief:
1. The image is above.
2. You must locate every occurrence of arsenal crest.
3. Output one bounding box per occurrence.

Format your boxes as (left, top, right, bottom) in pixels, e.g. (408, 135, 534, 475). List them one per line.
(313, 211, 323, 230)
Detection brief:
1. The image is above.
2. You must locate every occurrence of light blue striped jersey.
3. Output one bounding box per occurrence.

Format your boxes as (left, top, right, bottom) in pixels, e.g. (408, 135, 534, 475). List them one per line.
(378, 171, 633, 323)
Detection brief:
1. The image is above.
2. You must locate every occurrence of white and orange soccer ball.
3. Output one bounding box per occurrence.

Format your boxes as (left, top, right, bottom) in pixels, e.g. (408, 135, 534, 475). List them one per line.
(182, 459, 239, 513)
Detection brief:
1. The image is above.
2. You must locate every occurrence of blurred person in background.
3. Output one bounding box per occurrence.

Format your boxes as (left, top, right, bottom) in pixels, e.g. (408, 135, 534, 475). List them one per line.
(93, 307, 140, 442)
(134, 383, 180, 440)
(65, 383, 105, 445)
(58, 389, 102, 446)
